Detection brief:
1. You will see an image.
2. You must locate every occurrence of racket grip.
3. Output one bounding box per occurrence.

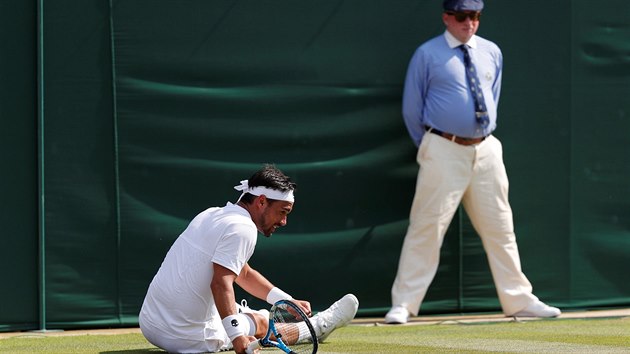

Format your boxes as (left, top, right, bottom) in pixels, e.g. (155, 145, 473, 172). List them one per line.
(245, 339, 262, 354)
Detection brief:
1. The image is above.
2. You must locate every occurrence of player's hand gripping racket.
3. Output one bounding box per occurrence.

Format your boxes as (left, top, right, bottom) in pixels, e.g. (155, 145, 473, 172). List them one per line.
(245, 299, 317, 354)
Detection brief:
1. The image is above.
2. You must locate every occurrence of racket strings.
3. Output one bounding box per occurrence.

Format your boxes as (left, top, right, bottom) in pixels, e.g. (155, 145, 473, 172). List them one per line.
(273, 304, 316, 354)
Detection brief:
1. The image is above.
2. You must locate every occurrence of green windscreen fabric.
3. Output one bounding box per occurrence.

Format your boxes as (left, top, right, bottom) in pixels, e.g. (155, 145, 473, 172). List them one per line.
(41, 1, 121, 328)
(112, 0, 421, 314)
(0, 0, 39, 332)
(1, 0, 629, 332)
(569, 0, 630, 306)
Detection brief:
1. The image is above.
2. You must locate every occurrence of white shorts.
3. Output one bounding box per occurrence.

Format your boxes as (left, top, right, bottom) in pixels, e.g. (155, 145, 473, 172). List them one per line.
(140, 302, 267, 353)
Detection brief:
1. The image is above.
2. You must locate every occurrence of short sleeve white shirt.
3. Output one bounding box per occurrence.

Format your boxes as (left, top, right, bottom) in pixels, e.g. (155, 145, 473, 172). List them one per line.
(139, 202, 257, 341)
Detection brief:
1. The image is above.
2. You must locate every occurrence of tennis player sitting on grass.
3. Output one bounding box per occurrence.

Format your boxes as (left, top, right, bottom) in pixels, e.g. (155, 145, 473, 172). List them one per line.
(139, 164, 359, 354)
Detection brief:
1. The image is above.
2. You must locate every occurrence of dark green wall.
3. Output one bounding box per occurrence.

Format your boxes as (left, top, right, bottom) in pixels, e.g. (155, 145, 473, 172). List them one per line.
(0, 0, 39, 332)
(1, 0, 629, 331)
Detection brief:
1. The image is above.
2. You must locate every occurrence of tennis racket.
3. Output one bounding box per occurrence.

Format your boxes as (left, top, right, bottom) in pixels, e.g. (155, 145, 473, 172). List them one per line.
(245, 299, 317, 354)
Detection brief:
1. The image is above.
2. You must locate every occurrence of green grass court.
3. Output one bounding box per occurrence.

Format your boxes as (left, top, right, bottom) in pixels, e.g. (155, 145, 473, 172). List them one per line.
(1, 310, 629, 353)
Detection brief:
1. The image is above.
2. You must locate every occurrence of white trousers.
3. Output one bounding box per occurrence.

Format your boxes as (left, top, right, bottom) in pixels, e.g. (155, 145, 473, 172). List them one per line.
(391, 133, 539, 316)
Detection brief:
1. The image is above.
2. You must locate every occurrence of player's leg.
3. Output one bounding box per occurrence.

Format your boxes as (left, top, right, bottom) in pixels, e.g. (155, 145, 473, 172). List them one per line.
(197, 302, 271, 352)
(309, 294, 359, 342)
(237, 300, 270, 338)
(139, 320, 227, 353)
(139, 302, 267, 352)
(140, 310, 229, 353)
(241, 297, 357, 346)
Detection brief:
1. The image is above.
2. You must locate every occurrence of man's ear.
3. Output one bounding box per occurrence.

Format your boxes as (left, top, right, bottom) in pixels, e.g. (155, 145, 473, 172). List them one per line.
(257, 194, 267, 207)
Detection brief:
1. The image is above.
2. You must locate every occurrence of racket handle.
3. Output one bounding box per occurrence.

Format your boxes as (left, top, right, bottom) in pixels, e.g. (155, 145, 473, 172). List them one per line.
(245, 339, 262, 354)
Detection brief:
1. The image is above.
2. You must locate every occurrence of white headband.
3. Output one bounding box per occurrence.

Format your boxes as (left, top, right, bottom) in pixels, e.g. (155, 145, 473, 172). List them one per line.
(234, 180, 295, 203)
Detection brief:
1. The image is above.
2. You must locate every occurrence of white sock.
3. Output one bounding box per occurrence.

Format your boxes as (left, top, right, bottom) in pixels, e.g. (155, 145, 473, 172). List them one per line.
(297, 321, 312, 342)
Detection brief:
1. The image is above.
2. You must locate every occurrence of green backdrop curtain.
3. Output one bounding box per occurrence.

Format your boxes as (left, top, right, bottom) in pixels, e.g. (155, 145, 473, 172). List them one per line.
(0, 0, 628, 331)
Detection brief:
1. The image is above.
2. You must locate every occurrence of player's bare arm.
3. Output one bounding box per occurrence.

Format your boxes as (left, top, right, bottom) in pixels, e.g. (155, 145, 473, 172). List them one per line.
(211, 263, 256, 354)
(211, 263, 239, 318)
(235, 263, 274, 300)
(236, 263, 312, 316)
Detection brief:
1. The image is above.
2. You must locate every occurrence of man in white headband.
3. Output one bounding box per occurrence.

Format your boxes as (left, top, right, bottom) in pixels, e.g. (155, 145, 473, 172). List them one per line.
(139, 164, 358, 353)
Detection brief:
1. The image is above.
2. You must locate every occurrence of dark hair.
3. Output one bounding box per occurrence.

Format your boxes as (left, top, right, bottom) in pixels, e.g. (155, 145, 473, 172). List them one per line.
(240, 164, 297, 204)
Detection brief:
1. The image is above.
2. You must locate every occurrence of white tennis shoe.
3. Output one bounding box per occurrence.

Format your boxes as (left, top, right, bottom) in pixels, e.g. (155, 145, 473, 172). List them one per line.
(511, 300, 561, 318)
(385, 305, 410, 324)
(311, 294, 359, 343)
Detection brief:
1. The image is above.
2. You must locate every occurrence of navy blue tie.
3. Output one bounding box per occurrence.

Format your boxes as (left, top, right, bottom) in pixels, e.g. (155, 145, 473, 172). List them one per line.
(459, 45, 489, 128)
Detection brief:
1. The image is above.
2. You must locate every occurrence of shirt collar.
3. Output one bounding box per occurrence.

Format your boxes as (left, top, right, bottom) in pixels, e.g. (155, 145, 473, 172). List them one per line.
(444, 30, 478, 49)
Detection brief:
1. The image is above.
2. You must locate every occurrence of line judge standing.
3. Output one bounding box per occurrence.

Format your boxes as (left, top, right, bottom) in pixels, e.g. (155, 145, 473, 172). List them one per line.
(385, 0, 561, 324)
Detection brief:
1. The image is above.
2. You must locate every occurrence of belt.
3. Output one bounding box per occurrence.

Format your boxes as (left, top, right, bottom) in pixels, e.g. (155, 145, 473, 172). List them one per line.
(425, 126, 486, 146)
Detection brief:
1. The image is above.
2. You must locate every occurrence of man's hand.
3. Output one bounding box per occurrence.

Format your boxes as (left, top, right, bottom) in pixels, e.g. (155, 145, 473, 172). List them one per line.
(232, 335, 258, 354)
(291, 299, 312, 317)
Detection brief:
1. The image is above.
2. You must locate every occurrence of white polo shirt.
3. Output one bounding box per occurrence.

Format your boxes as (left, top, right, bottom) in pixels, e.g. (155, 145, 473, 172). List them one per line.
(139, 202, 257, 342)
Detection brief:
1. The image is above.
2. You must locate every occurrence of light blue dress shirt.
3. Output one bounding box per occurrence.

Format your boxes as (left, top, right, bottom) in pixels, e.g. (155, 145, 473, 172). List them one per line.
(402, 31, 503, 147)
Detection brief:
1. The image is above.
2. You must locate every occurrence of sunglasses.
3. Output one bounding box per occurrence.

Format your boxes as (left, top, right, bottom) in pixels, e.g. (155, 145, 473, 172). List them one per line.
(445, 11, 481, 22)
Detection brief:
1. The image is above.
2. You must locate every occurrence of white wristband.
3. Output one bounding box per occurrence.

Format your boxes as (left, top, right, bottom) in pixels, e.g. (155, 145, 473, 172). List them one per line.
(222, 314, 248, 341)
(266, 287, 293, 305)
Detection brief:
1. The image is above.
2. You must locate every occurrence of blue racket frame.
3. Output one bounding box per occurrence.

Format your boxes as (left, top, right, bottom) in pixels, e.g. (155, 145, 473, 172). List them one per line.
(254, 299, 318, 354)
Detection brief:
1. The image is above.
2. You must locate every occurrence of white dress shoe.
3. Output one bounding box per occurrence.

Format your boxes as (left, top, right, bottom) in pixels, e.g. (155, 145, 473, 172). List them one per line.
(385, 305, 410, 324)
(512, 301, 561, 318)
